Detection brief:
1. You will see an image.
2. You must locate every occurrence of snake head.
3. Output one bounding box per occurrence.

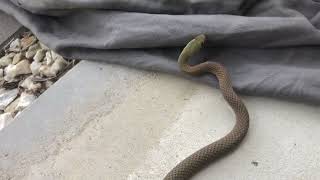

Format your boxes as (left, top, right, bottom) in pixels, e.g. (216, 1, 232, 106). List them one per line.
(194, 34, 206, 46)
(185, 34, 206, 56)
(178, 34, 207, 67)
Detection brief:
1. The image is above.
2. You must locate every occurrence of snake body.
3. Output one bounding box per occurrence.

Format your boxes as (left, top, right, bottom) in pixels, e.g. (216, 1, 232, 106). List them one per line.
(164, 35, 250, 180)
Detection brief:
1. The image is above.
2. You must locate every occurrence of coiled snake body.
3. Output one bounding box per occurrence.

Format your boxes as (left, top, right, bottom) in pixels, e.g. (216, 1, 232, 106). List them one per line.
(164, 35, 250, 180)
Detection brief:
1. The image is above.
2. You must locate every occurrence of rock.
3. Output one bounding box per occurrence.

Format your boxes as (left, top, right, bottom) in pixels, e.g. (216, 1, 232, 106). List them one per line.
(30, 61, 42, 76)
(12, 53, 23, 65)
(33, 49, 46, 62)
(46, 58, 54, 66)
(39, 65, 52, 77)
(40, 58, 68, 77)
(15, 92, 36, 111)
(20, 76, 42, 92)
(7, 53, 16, 58)
(9, 39, 21, 52)
(4, 65, 17, 82)
(21, 35, 37, 50)
(50, 57, 68, 76)
(0, 112, 14, 131)
(0, 69, 4, 85)
(45, 51, 65, 66)
(25, 43, 40, 59)
(16, 60, 32, 75)
(4, 97, 19, 114)
(4, 60, 32, 82)
(0, 88, 19, 110)
(45, 51, 54, 65)
(0, 55, 12, 67)
(0, 69, 4, 78)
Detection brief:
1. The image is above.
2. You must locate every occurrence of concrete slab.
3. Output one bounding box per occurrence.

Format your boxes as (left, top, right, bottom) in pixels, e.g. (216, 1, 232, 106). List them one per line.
(0, 60, 320, 180)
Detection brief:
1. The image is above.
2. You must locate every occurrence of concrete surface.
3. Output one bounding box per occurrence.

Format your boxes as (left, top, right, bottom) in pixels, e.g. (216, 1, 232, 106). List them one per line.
(0, 60, 320, 180)
(0, 11, 20, 43)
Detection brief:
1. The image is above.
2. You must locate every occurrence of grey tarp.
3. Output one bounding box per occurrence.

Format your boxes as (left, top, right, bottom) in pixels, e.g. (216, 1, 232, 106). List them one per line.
(1, 0, 320, 103)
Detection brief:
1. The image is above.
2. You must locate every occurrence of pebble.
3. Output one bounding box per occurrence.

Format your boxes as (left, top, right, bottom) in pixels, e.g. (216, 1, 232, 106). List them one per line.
(16, 60, 32, 74)
(45, 51, 54, 65)
(30, 60, 42, 76)
(0, 69, 3, 78)
(39, 65, 52, 77)
(20, 76, 42, 93)
(12, 53, 23, 65)
(9, 39, 21, 52)
(25, 43, 40, 59)
(50, 57, 68, 76)
(4, 65, 17, 82)
(4, 60, 32, 82)
(21, 35, 37, 50)
(7, 53, 16, 58)
(0, 88, 19, 110)
(39, 56, 68, 77)
(0, 55, 12, 67)
(0, 112, 14, 131)
(15, 92, 36, 111)
(33, 49, 46, 62)
(4, 97, 19, 114)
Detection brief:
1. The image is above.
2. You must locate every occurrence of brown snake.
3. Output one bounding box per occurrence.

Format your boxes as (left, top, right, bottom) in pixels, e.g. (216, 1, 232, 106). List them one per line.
(164, 35, 250, 180)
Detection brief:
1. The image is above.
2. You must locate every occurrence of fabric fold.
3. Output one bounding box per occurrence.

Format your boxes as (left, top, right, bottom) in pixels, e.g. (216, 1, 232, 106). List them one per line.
(1, 0, 320, 103)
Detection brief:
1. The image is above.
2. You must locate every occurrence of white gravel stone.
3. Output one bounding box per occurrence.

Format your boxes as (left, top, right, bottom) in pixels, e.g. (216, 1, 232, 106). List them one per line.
(15, 92, 36, 111)
(7, 53, 16, 58)
(0, 55, 13, 67)
(30, 60, 42, 76)
(21, 35, 37, 50)
(4, 60, 32, 82)
(25, 43, 40, 59)
(39, 65, 52, 77)
(4, 64, 16, 82)
(40, 56, 68, 77)
(9, 39, 21, 52)
(0, 69, 4, 78)
(12, 52, 22, 65)
(50, 57, 68, 76)
(4, 97, 19, 114)
(0, 88, 19, 110)
(33, 49, 46, 62)
(20, 76, 42, 92)
(0, 112, 14, 131)
(46, 51, 65, 65)
(45, 51, 54, 66)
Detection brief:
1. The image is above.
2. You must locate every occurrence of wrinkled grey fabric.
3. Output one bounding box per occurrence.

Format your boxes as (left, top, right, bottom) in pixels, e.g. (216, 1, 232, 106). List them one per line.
(1, 0, 320, 103)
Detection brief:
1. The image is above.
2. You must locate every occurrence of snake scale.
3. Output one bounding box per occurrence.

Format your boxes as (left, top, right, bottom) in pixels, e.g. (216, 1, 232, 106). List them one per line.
(164, 35, 250, 180)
